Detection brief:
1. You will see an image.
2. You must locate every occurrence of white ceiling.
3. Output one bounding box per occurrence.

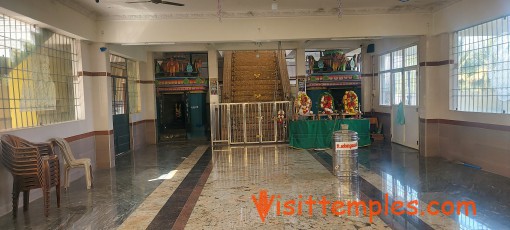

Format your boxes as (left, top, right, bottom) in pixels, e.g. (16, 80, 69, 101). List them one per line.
(60, 0, 461, 19)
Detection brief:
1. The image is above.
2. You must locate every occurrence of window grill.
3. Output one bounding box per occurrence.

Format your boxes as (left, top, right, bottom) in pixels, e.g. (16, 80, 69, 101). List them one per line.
(112, 77, 127, 115)
(0, 15, 81, 130)
(110, 54, 127, 115)
(110, 54, 140, 114)
(451, 16, 510, 114)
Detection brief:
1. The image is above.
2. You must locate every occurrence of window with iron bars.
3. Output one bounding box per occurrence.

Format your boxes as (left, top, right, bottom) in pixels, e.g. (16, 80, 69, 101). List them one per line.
(110, 54, 140, 114)
(0, 14, 82, 130)
(451, 16, 510, 114)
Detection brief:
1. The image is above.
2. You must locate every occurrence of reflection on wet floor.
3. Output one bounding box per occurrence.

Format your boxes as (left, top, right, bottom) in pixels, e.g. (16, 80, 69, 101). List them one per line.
(0, 142, 205, 230)
(187, 145, 391, 229)
(354, 142, 507, 230)
(0, 141, 508, 230)
(211, 146, 290, 185)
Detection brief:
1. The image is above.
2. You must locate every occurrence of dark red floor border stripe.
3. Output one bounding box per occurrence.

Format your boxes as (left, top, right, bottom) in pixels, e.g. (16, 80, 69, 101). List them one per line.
(172, 162, 213, 230)
(147, 148, 212, 230)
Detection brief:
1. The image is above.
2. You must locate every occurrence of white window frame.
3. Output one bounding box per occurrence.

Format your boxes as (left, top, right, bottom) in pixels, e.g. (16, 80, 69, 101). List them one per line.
(379, 54, 392, 106)
(379, 45, 419, 107)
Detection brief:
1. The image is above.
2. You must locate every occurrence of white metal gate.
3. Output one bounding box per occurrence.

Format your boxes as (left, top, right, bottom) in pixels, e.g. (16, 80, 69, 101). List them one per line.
(211, 101, 291, 145)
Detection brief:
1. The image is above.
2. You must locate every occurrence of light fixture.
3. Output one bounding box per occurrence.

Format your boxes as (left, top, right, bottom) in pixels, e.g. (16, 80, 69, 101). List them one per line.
(271, 0, 278, 11)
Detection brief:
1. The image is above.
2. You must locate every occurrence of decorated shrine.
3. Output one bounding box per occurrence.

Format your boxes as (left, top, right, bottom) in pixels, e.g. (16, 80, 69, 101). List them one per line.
(154, 52, 209, 141)
(288, 49, 369, 149)
(306, 72, 362, 117)
(301, 49, 363, 116)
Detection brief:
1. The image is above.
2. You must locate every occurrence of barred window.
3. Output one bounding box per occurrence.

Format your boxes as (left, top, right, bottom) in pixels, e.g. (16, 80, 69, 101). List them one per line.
(0, 15, 82, 130)
(451, 16, 510, 114)
(110, 54, 140, 114)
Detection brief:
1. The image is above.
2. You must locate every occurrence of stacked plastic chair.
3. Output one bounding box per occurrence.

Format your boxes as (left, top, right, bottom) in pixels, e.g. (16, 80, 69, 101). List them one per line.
(1, 134, 61, 217)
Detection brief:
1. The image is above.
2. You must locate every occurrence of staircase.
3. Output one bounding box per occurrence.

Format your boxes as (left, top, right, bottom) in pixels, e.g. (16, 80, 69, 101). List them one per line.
(222, 50, 291, 103)
(221, 50, 291, 143)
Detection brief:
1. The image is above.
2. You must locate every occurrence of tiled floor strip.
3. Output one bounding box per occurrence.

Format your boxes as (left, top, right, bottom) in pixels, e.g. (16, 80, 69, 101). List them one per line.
(118, 145, 209, 230)
(146, 148, 212, 230)
(171, 162, 213, 230)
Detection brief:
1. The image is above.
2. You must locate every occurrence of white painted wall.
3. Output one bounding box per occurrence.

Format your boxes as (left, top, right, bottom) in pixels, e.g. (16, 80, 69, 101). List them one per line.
(97, 14, 431, 43)
(108, 44, 148, 62)
(432, 0, 510, 35)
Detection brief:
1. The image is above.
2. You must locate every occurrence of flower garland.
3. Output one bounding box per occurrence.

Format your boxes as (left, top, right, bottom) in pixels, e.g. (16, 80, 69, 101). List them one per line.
(295, 92, 312, 116)
(277, 110, 285, 124)
(320, 92, 334, 115)
(342, 91, 359, 114)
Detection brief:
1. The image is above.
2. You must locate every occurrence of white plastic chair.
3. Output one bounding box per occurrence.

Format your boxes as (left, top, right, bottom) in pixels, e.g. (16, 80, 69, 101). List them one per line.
(51, 138, 93, 190)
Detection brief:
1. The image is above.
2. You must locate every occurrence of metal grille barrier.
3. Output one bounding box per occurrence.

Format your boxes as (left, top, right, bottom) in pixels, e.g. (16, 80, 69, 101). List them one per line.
(211, 101, 292, 145)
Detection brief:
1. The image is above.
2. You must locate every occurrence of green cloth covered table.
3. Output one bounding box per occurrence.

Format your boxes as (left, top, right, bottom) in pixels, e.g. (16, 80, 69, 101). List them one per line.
(288, 119, 370, 149)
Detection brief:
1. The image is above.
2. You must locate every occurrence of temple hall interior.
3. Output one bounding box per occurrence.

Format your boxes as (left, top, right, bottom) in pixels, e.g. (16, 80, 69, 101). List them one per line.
(0, 0, 509, 229)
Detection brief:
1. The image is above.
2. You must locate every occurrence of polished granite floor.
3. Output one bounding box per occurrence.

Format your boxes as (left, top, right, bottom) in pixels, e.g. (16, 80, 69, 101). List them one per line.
(0, 141, 509, 230)
(0, 141, 207, 230)
(352, 143, 510, 230)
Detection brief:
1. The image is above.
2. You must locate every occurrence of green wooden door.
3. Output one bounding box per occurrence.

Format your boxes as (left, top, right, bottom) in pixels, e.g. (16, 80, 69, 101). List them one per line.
(186, 93, 207, 139)
(112, 76, 131, 155)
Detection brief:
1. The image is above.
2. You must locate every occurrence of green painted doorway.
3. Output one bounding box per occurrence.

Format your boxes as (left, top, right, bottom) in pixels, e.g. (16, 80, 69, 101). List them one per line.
(112, 76, 131, 155)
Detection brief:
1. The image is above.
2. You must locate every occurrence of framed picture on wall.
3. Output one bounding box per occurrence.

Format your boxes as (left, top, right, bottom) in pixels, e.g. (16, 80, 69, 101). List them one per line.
(297, 75, 306, 92)
(210, 79, 218, 95)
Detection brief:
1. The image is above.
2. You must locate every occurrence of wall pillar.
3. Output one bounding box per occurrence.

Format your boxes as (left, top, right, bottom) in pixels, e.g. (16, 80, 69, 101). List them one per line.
(141, 52, 158, 145)
(84, 42, 115, 169)
(418, 34, 449, 157)
(361, 44, 374, 112)
(208, 48, 220, 104)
